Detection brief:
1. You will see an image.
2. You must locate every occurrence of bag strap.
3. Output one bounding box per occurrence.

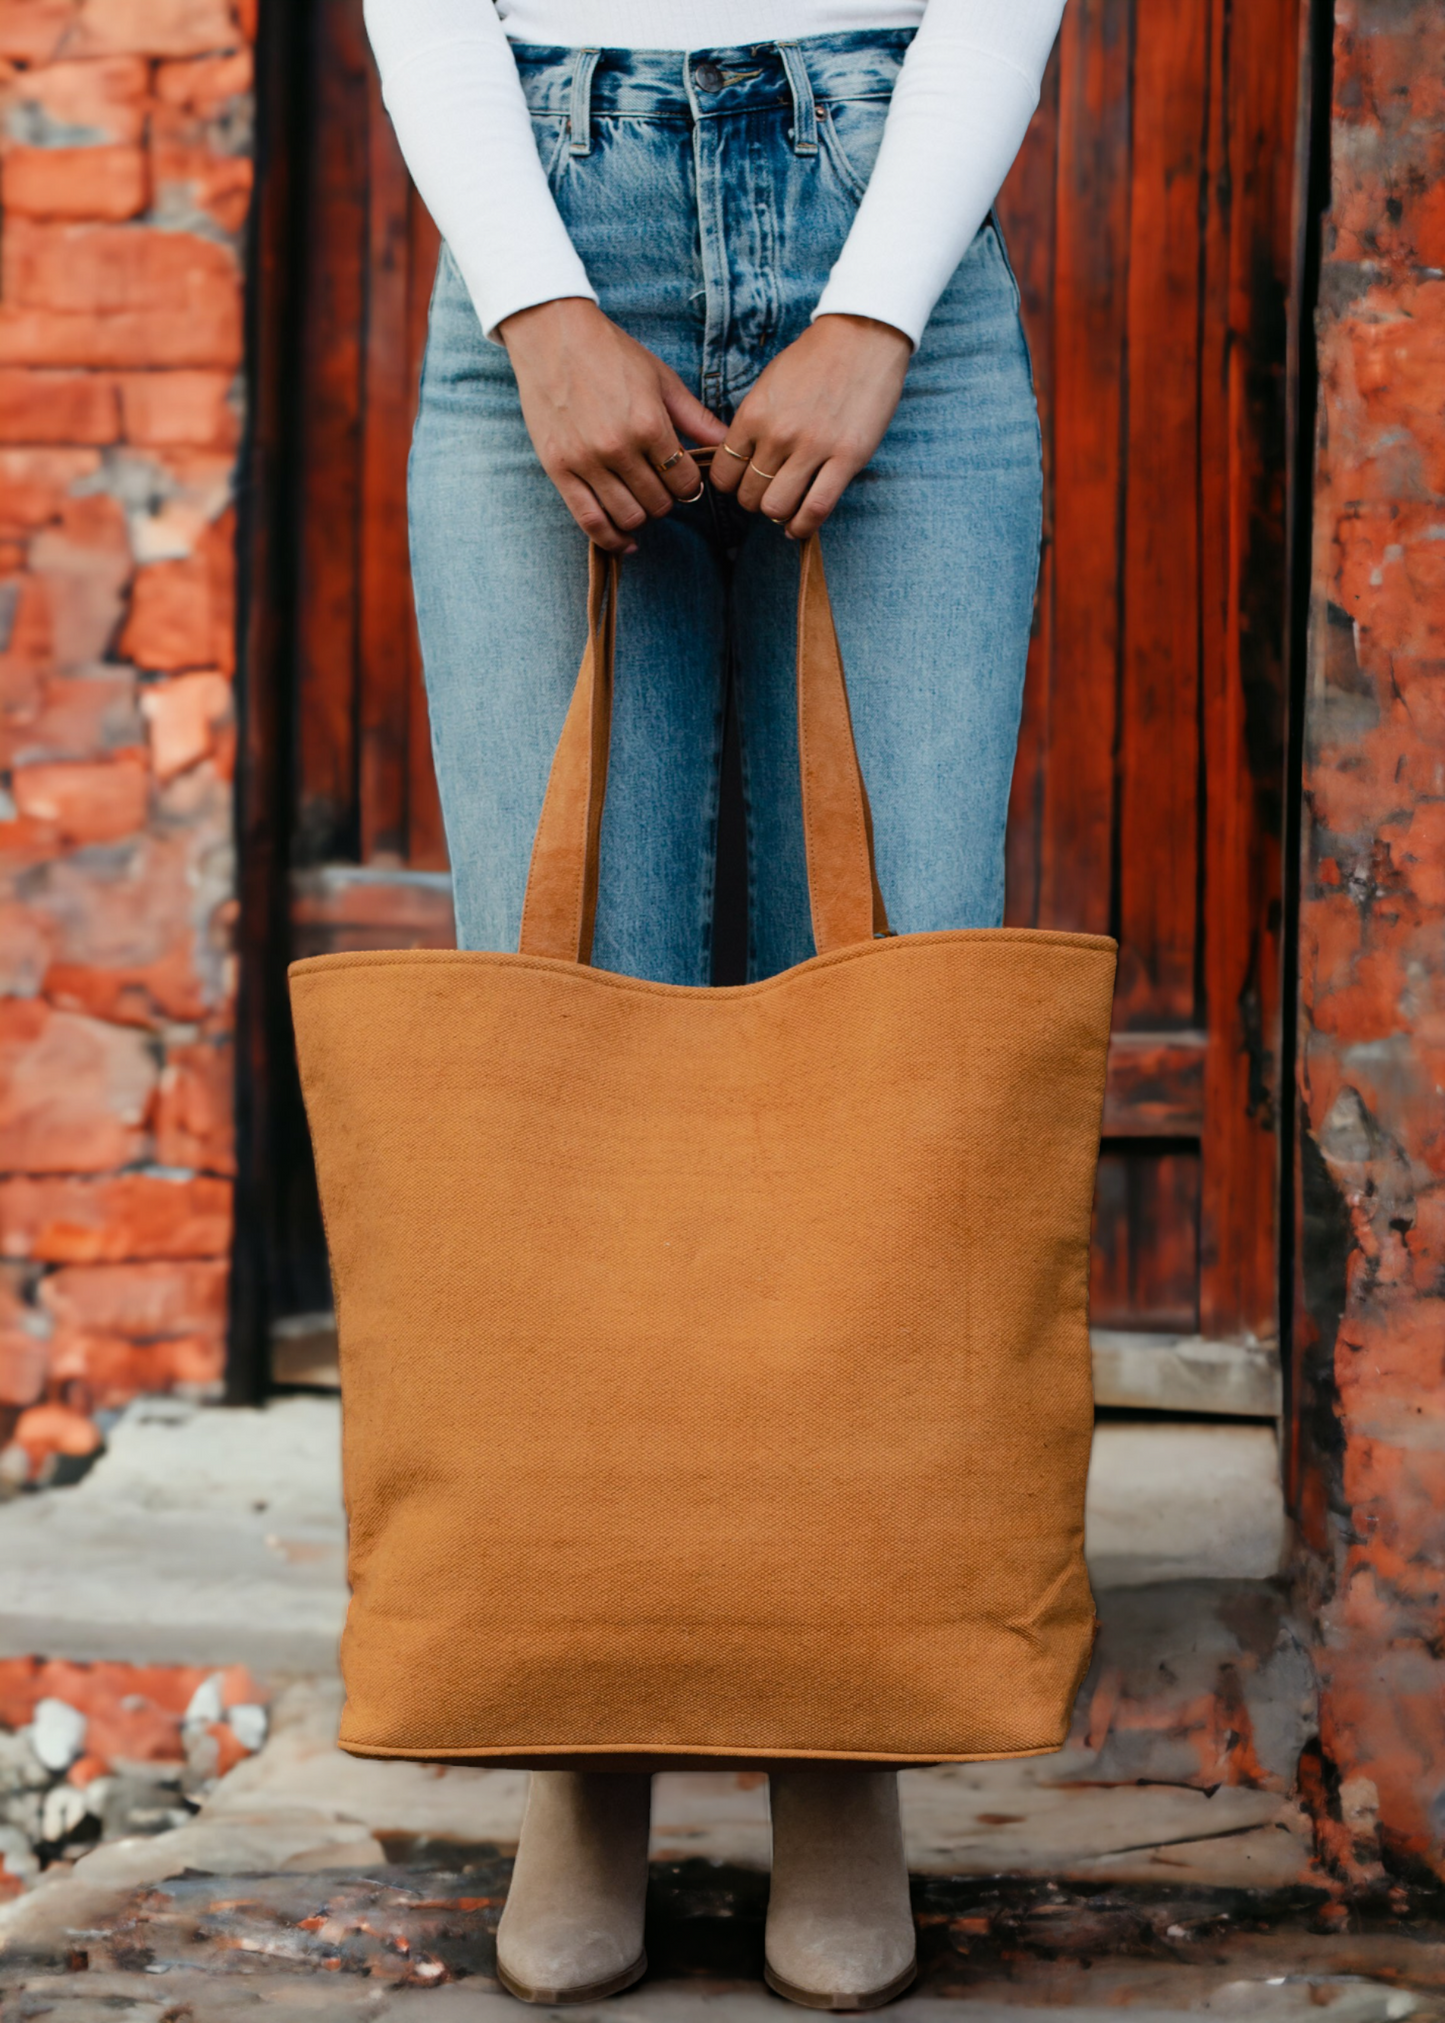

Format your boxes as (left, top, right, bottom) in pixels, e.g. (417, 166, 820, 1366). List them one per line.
(519, 532, 890, 965)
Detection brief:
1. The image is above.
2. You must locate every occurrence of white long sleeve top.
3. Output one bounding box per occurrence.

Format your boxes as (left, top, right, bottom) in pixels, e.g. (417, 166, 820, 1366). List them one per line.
(364, 0, 1064, 348)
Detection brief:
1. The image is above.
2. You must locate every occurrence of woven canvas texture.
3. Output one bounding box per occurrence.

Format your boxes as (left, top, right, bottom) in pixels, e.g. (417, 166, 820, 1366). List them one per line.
(291, 926, 1116, 1765)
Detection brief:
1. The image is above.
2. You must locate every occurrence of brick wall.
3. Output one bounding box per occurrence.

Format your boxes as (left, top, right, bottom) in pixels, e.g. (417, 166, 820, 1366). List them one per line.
(0, 0, 251, 1470)
(1296, 0, 1445, 1882)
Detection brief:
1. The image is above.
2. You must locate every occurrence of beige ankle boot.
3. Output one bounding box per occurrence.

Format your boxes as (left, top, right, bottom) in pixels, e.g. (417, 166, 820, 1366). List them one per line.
(766, 1769, 917, 2011)
(495, 1771, 652, 2003)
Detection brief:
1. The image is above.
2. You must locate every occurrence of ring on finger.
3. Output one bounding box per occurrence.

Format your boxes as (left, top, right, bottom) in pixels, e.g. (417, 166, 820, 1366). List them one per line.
(655, 447, 686, 473)
(750, 461, 780, 481)
(721, 442, 750, 463)
(680, 482, 706, 504)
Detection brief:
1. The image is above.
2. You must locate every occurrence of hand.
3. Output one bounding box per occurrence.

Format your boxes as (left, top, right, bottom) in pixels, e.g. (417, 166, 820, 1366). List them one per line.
(708, 314, 912, 538)
(499, 297, 729, 552)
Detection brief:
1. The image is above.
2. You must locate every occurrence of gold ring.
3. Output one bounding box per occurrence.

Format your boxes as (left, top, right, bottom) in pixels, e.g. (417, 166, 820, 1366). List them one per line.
(750, 462, 779, 481)
(655, 447, 686, 472)
(766, 514, 788, 525)
(680, 483, 705, 504)
(721, 443, 750, 462)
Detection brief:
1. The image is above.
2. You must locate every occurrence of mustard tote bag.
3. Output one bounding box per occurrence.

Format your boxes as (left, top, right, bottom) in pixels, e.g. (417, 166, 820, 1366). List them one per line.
(290, 537, 1116, 1770)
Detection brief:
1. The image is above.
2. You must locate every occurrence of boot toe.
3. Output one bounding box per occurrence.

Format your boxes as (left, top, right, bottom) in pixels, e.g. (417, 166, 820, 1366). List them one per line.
(765, 1918, 917, 2011)
(496, 1914, 646, 2003)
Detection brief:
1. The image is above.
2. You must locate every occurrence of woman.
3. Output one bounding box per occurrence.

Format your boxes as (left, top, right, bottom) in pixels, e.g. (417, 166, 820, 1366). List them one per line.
(362, 0, 1065, 2006)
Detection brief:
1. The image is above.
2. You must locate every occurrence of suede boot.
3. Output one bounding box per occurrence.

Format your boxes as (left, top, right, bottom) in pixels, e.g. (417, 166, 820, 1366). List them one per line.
(765, 1770, 917, 2011)
(495, 1771, 652, 2003)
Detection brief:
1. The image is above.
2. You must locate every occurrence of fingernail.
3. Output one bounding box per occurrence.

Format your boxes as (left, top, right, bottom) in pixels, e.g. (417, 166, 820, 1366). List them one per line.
(625, 544, 639, 556)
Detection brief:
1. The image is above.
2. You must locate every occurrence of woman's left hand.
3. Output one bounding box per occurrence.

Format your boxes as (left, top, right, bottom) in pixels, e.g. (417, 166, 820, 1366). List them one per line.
(707, 313, 912, 537)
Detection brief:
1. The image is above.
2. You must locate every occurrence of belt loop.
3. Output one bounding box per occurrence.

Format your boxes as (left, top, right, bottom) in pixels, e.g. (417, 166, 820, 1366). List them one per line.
(776, 42, 817, 156)
(568, 47, 601, 156)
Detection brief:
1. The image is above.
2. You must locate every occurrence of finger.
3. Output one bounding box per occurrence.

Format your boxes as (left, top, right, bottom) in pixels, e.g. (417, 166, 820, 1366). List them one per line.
(756, 448, 825, 529)
(639, 433, 704, 507)
(587, 466, 654, 537)
(784, 458, 854, 540)
(555, 473, 637, 554)
(735, 441, 791, 514)
(609, 445, 676, 519)
(707, 434, 755, 497)
(659, 372, 729, 449)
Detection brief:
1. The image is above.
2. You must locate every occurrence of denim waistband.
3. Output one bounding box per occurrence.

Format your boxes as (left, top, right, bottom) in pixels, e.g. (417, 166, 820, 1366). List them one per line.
(510, 28, 914, 135)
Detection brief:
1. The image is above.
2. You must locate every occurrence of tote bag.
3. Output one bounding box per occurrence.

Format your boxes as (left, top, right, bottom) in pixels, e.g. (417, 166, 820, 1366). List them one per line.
(290, 537, 1117, 1770)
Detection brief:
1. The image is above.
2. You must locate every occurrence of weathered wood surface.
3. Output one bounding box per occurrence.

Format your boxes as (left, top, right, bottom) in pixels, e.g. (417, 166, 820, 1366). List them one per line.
(997, 0, 1298, 1346)
(293, 0, 438, 872)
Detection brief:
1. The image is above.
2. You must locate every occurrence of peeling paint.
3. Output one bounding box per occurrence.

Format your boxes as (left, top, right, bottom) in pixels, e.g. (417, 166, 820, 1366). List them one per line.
(1296, 0, 1445, 1885)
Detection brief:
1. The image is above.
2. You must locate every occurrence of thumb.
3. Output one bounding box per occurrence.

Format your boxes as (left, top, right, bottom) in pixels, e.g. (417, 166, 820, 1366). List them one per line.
(661, 371, 728, 446)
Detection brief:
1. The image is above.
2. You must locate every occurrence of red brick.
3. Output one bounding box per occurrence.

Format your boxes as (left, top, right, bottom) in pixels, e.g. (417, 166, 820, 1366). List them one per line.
(28, 492, 133, 667)
(41, 1257, 227, 1337)
(0, 1263, 45, 1407)
(4, 218, 241, 319)
(0, 573, 54, 677)
(45, 944, 213, 1026)
(0, 1173, 231, 1260)
(3, 144, 149, 219)
(154, 1034, 234, 1173)
(47, 1327, 197, 1403)
(0, 447, 99, 535)
(73, 0, 241, 57)
(120, 512, 235, 671)
(0, 998, 156, 1170)
(141, 667, 230, 779)
(0, 900, 54, 994)
(30, 825, 230, 1027)
(0, 1, 80, 62)
(150, 103, 253, 236)
(13, 1399, 100, 1474)
(0, 369, 119, 444)
(0, 670, 141, 767)
(3, 56, 149, 140)
(153, 46, 250, 108)
(12, 751, 148, 843)
(0, 1658, 265, 1765)
(118, 369, 237, 448)
(0, 302, 243, 371)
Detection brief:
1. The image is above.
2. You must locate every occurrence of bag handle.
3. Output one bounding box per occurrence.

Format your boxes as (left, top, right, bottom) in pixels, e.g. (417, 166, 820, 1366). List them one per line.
(519, 527, 890, 966)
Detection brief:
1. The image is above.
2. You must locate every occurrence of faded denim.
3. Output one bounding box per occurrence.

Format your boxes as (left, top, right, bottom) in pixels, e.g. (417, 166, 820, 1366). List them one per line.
(408, 30, 1042, 984)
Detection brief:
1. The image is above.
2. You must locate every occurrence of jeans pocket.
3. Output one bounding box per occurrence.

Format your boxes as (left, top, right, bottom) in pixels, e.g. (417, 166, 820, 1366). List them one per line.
(818, 94, 892, 202)
(531, 111, 571, 191)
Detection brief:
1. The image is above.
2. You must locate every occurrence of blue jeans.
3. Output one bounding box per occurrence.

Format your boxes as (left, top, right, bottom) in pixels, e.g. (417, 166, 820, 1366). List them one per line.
(409, 31, 1042, 984)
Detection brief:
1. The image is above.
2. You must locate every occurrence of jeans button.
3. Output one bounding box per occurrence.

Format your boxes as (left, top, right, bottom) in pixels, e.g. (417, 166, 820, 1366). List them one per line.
(694, 60, 724, 91)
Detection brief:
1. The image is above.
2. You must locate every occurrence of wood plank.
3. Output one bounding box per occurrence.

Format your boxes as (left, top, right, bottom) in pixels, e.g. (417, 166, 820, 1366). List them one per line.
(294, 0, 370, 864)
(1113, 0, 1208, 1028)
(1091, 1147, 1201, 1335)
(1103, 1030, 1205, 1135)
(357, 54, 414, 865)
(405, 193, 447, 870)
(1197, 0, 1297, 1341)
(290, 864, 455, 957)
(230, 0, 308, 1402)
(1038, 0, 1132, 936)
(999, 46, 1059, 930)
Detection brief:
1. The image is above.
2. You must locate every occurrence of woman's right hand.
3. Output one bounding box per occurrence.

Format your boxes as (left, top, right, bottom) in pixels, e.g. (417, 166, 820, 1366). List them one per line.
(500, 297, 728, 553)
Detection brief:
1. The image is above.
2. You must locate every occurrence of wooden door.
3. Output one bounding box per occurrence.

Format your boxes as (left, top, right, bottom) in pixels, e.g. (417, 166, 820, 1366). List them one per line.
(996, 0, 1299, 1401)
(247, 0, 1300, 1402)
